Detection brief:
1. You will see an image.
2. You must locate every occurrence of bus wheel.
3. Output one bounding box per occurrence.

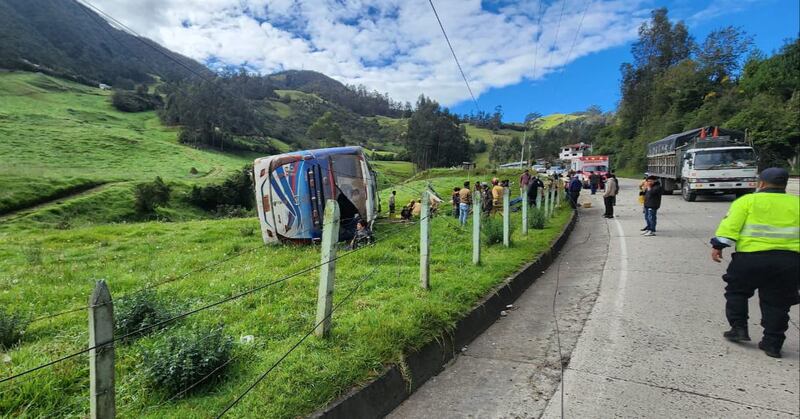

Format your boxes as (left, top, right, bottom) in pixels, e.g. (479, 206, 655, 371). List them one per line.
(682, 181, 697, 202)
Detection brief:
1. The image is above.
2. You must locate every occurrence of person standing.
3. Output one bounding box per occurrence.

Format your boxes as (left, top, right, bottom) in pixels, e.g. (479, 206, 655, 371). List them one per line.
(388, 190, 396, 218)
(710, 168, 799, 358)
(519, 169, 531, 197)
(603, 173, 619, 218)
(589, 171, 601, 195)
(458, 181, 472, 227)
(567, 172, 582, 209)
(527, 175, 544, 206)
(451, 187, 461, 218)
(642, 175, 662, 236)
(491, 178, 504, 215)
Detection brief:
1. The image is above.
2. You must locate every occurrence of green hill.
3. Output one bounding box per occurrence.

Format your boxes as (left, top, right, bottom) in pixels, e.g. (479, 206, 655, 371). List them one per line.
(0, 72, 254, 224)
(0, 0, 211, 87)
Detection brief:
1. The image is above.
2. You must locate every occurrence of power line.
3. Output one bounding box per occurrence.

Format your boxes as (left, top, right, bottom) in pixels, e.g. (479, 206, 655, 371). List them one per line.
(545, 0, 568, 74)
(564, 0, 591, 65)
(531, 0, 547, 79)
(77, 0, 213, 83)
(427, 0, 481, 112)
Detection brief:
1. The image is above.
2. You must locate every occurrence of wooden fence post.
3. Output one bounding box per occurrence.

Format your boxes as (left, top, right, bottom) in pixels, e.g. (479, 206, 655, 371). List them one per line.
(89, 280, 115, 419)
(315, 200, 340, 338)
(472, 191, 481, 265)
(420, 191, 430, 290)
(521, 189, 528, 236)
(502, 187, 510, 247)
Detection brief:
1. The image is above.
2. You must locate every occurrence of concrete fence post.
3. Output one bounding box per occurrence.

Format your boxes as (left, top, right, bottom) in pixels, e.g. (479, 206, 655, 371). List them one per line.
(315, 200, 340, 338)
(472, 191, 481, 265)
(544, 186, 551, 218)
(89, 280, 115, 419)
(503, 187, 510, 247)
(420, 191, 430, 290)
(521, 189, 528, 236)
(536, 187, 542, 210)
(549, 187, 556, 217)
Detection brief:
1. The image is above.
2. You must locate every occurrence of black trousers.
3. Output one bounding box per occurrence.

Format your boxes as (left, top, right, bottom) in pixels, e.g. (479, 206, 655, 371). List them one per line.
(603, 196, 614, 216)
(723, 251, 800, 348)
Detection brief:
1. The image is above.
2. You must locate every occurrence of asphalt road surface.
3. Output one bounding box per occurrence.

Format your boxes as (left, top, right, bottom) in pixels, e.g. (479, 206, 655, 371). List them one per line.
(389, 179, 799, 418)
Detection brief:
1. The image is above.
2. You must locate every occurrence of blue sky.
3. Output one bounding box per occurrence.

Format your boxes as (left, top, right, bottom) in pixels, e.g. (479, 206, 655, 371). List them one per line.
(452, 0, 800, 121)
(93, 0, 799, 122)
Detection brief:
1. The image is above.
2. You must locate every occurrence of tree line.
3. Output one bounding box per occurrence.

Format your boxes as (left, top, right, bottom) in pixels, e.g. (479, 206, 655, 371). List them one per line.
(594, 8, 799, 171)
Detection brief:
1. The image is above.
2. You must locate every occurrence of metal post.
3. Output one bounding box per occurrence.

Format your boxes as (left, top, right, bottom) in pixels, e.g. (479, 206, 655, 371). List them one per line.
(521, 188, 528, 236)
(89, 280, 115, 419)
(420, 191, 430, 289)
(503, 187, 510, 247)
(472, 191, 481, 265)
(315, 200, 340, 338)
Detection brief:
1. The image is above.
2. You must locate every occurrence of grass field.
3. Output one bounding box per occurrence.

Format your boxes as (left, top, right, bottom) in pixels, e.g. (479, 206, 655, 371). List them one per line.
(0, 180, 571, 417)
(0, 71, 572, 418)
(463, 124, 521, 168)
(0, 72, 255, 216)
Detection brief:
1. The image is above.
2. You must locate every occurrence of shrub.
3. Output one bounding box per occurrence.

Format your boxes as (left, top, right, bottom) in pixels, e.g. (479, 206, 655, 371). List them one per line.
(189, 167, 199, 175)
(483, 217, 504, 246)
(0, 309, 29, 350)
(111, 89, 163, 112)
(115, 291, 174, 341)
(188, 167, 254, 213)
(134, 177, 171, 214)
(141, 325, 233, 395)
(528, 206, 547, 230)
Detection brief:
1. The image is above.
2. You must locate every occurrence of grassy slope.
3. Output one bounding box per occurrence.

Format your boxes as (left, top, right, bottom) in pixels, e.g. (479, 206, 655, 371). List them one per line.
(463, 124, 520, 168)
(0, 179, 571, 417)
(0, 72, 254, 215)
(464, 114, 582, 168)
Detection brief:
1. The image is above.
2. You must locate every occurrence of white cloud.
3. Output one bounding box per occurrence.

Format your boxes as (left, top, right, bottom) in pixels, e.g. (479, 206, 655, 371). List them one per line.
(84, 0, 650, 107)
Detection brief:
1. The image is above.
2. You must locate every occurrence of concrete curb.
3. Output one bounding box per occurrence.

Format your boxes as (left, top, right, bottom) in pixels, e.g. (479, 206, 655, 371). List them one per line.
(311, 210, 579, 419)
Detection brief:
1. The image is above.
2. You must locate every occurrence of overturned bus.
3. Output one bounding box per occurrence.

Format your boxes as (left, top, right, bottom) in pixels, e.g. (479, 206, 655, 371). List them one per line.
(253, 146, 379, 245)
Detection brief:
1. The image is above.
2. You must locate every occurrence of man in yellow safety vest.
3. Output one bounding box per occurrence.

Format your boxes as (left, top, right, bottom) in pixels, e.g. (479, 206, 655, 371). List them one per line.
(710, 167, 800, 358)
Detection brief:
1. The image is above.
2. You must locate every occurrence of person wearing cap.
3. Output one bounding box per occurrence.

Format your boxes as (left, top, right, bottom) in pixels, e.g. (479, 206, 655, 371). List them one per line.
(490, 178, 504, 215)
(710, 167, 800, 358)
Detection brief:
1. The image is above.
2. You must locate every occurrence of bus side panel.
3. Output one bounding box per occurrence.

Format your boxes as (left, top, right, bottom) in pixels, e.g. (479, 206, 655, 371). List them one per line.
(359, 156, 378, 223)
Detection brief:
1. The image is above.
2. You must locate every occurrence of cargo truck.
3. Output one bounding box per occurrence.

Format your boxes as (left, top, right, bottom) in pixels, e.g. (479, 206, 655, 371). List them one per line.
(647, 127, 757, 202)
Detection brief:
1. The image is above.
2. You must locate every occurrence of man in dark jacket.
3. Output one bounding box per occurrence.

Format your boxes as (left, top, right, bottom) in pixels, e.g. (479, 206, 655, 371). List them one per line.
(527, 176, 544, 206)
(568, 172, 583, 209)
(642, 175, 663, 236)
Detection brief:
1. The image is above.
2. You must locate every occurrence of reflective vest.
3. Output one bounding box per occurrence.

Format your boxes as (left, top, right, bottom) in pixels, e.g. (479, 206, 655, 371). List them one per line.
(715, 191, 800, 253)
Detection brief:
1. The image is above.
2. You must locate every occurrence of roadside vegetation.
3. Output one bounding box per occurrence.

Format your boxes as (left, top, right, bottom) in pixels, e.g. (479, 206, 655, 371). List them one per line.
(0, 175, 571, 417)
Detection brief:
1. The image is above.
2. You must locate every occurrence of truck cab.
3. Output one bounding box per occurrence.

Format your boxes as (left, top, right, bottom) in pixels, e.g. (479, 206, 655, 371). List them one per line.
(680, 146, 758, 201)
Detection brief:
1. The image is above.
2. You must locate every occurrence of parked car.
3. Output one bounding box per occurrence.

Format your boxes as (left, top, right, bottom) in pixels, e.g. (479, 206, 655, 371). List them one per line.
(546, 165, 565, 176)
(532, 164, 547, 173)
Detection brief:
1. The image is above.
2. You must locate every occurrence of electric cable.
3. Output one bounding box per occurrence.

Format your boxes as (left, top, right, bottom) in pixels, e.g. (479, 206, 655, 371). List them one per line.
(427, 0, 481, 112)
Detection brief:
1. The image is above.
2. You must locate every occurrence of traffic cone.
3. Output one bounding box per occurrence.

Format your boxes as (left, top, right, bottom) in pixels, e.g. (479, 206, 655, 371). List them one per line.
(712, 126, 719, 138)
(700, 127, 707, 139)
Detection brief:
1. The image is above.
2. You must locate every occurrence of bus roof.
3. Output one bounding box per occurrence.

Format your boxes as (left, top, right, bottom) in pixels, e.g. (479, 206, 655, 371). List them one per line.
(254, 146, 364, 165)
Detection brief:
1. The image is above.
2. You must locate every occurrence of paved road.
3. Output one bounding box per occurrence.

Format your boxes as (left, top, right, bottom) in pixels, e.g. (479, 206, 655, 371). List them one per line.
(390, 180, 799, 418)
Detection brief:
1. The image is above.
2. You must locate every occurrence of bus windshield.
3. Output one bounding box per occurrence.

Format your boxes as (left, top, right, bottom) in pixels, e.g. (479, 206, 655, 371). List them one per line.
(694, 149, 756, 170)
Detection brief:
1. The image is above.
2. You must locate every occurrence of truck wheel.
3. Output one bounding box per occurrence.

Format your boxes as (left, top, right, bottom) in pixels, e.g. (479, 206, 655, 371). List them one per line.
(662, 179, 674, 195)
(682, 182, 697, 202)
